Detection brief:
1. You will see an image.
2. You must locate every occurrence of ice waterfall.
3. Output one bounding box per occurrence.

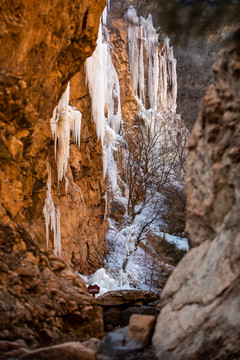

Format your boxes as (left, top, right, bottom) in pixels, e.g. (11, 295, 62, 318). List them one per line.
(126, 6, 177, 116)
(85, 6, 122, 192)
(43, 2, 121, 255)
(43, 83, 82, 254)
(50, 82, 82, 183)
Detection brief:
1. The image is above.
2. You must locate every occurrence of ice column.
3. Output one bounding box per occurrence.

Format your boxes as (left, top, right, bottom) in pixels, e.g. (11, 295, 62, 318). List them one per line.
(85, 23, 107, 146)
(44, 82, 82, 255)
(50, 82, 82, 182)
(85, 12, 122, 192)
(43, 161, 61, 256)
(126, 7, 178, 116)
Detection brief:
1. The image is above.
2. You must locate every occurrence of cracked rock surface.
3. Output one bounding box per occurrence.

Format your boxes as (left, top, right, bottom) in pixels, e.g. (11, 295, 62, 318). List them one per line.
(152, 38, 240, 359)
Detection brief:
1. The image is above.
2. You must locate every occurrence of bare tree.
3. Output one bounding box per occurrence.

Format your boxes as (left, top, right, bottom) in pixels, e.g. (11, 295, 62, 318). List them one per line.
(121, 115, 181, 220)
(118, 114, 189, 271)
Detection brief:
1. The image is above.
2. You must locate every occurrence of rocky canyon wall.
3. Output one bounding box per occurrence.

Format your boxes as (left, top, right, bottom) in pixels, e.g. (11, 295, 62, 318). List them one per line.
(0, 0, 107, 273)
(0, 0, 106, 346)
(153, 37, 240, 359)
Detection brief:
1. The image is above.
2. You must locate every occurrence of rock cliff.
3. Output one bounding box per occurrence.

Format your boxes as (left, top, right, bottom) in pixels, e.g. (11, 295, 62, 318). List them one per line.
(0, 0, 107, 271)
(0, 0, 106, 346)
(153, 37, 240, 359)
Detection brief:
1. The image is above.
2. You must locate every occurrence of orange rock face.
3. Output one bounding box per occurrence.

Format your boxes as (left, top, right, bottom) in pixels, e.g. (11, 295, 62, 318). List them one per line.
(0, 0, 106, 346)
(0, 0, 107, 273)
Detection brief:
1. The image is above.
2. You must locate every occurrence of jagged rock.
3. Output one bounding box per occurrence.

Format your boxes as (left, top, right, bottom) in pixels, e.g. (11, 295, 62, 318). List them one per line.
(152, 38, 240, 359)
(81, 338, 101, 352)
(20, 342, 96, 360)
(120, 306, 159, 327)
(103, 308, 122, 331)
(110, 199, 126, 222)
(97, 327, 143, 360)
(0, 340, 30, 360)
(0, 225, 104, 347)
(0, 0, 107, 348)
(97, 290, 158, 307)
(128, 314, 156, 347)
(97, 327, 157, 360)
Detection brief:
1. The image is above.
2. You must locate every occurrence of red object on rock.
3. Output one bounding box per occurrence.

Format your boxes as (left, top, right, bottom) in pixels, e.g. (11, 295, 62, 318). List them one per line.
(88, 284, 100, 298)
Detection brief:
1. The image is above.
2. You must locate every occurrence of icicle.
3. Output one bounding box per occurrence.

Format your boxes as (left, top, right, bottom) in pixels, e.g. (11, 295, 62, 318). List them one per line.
(106, 45, 122, 134)
(43, 161, 61, 256)
(47, 82, 82, 257)
(55, 206, 61, 257)
(50, 82, 82, 182)
(85, 23, 107, 146)
(125, 7, 178, 117)
(139, 25, 145, 105)
(43, 161, 55, 250)
(64, 175, 69, 194)
(70, 107, 82, 148)
(86, 16, 122, 192)
(125, 7, 140, 98)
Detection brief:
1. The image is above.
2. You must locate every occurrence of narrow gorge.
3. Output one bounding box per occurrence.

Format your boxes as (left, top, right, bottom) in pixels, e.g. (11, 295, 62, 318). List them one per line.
(0, 0, 239, 359)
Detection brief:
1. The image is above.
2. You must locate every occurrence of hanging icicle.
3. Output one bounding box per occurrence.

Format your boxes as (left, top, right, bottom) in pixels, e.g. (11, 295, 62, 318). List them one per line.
(125, 7, 178, 116)
(43, 161, 61, 256)
(85, 11, 122, 192)
(85, 23, 107, 146)
(50, 82, 82, 183)
(44, 82, 82, 255)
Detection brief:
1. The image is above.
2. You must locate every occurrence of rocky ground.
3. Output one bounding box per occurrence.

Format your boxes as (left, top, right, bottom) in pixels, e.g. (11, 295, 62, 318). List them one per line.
(0, 288, 160, 359)
(0, 224, 104, 348)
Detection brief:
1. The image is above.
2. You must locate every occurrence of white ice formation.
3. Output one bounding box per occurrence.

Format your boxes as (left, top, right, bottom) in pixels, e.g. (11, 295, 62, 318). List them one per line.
(50, 82, 82, 183)
(85, 4, 121, 192)
(43, 82, 82, 253)
(126, 6, 177, 116)
(43, 161, 61, 256)
(80, 267, 131, 298)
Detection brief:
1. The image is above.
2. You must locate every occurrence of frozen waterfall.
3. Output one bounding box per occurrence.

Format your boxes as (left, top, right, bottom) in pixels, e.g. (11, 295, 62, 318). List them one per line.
(125, 6, 177, 116)
(50, 82, 82, 183)
(85, 8, 122, 192)
(43, 83, 82, 254)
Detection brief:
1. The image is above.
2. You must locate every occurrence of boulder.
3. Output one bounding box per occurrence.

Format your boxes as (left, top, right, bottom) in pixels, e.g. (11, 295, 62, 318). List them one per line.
(97, 290, 158, 307)
(103, 308, 122, 332)
(0, 340, 30, 360)
(120, 306, 159, 327)
(97, 327, 143, 360)
(128, 314, 156, 347)
(97, 327, 157, 360)
(20, 342, 96, 360)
